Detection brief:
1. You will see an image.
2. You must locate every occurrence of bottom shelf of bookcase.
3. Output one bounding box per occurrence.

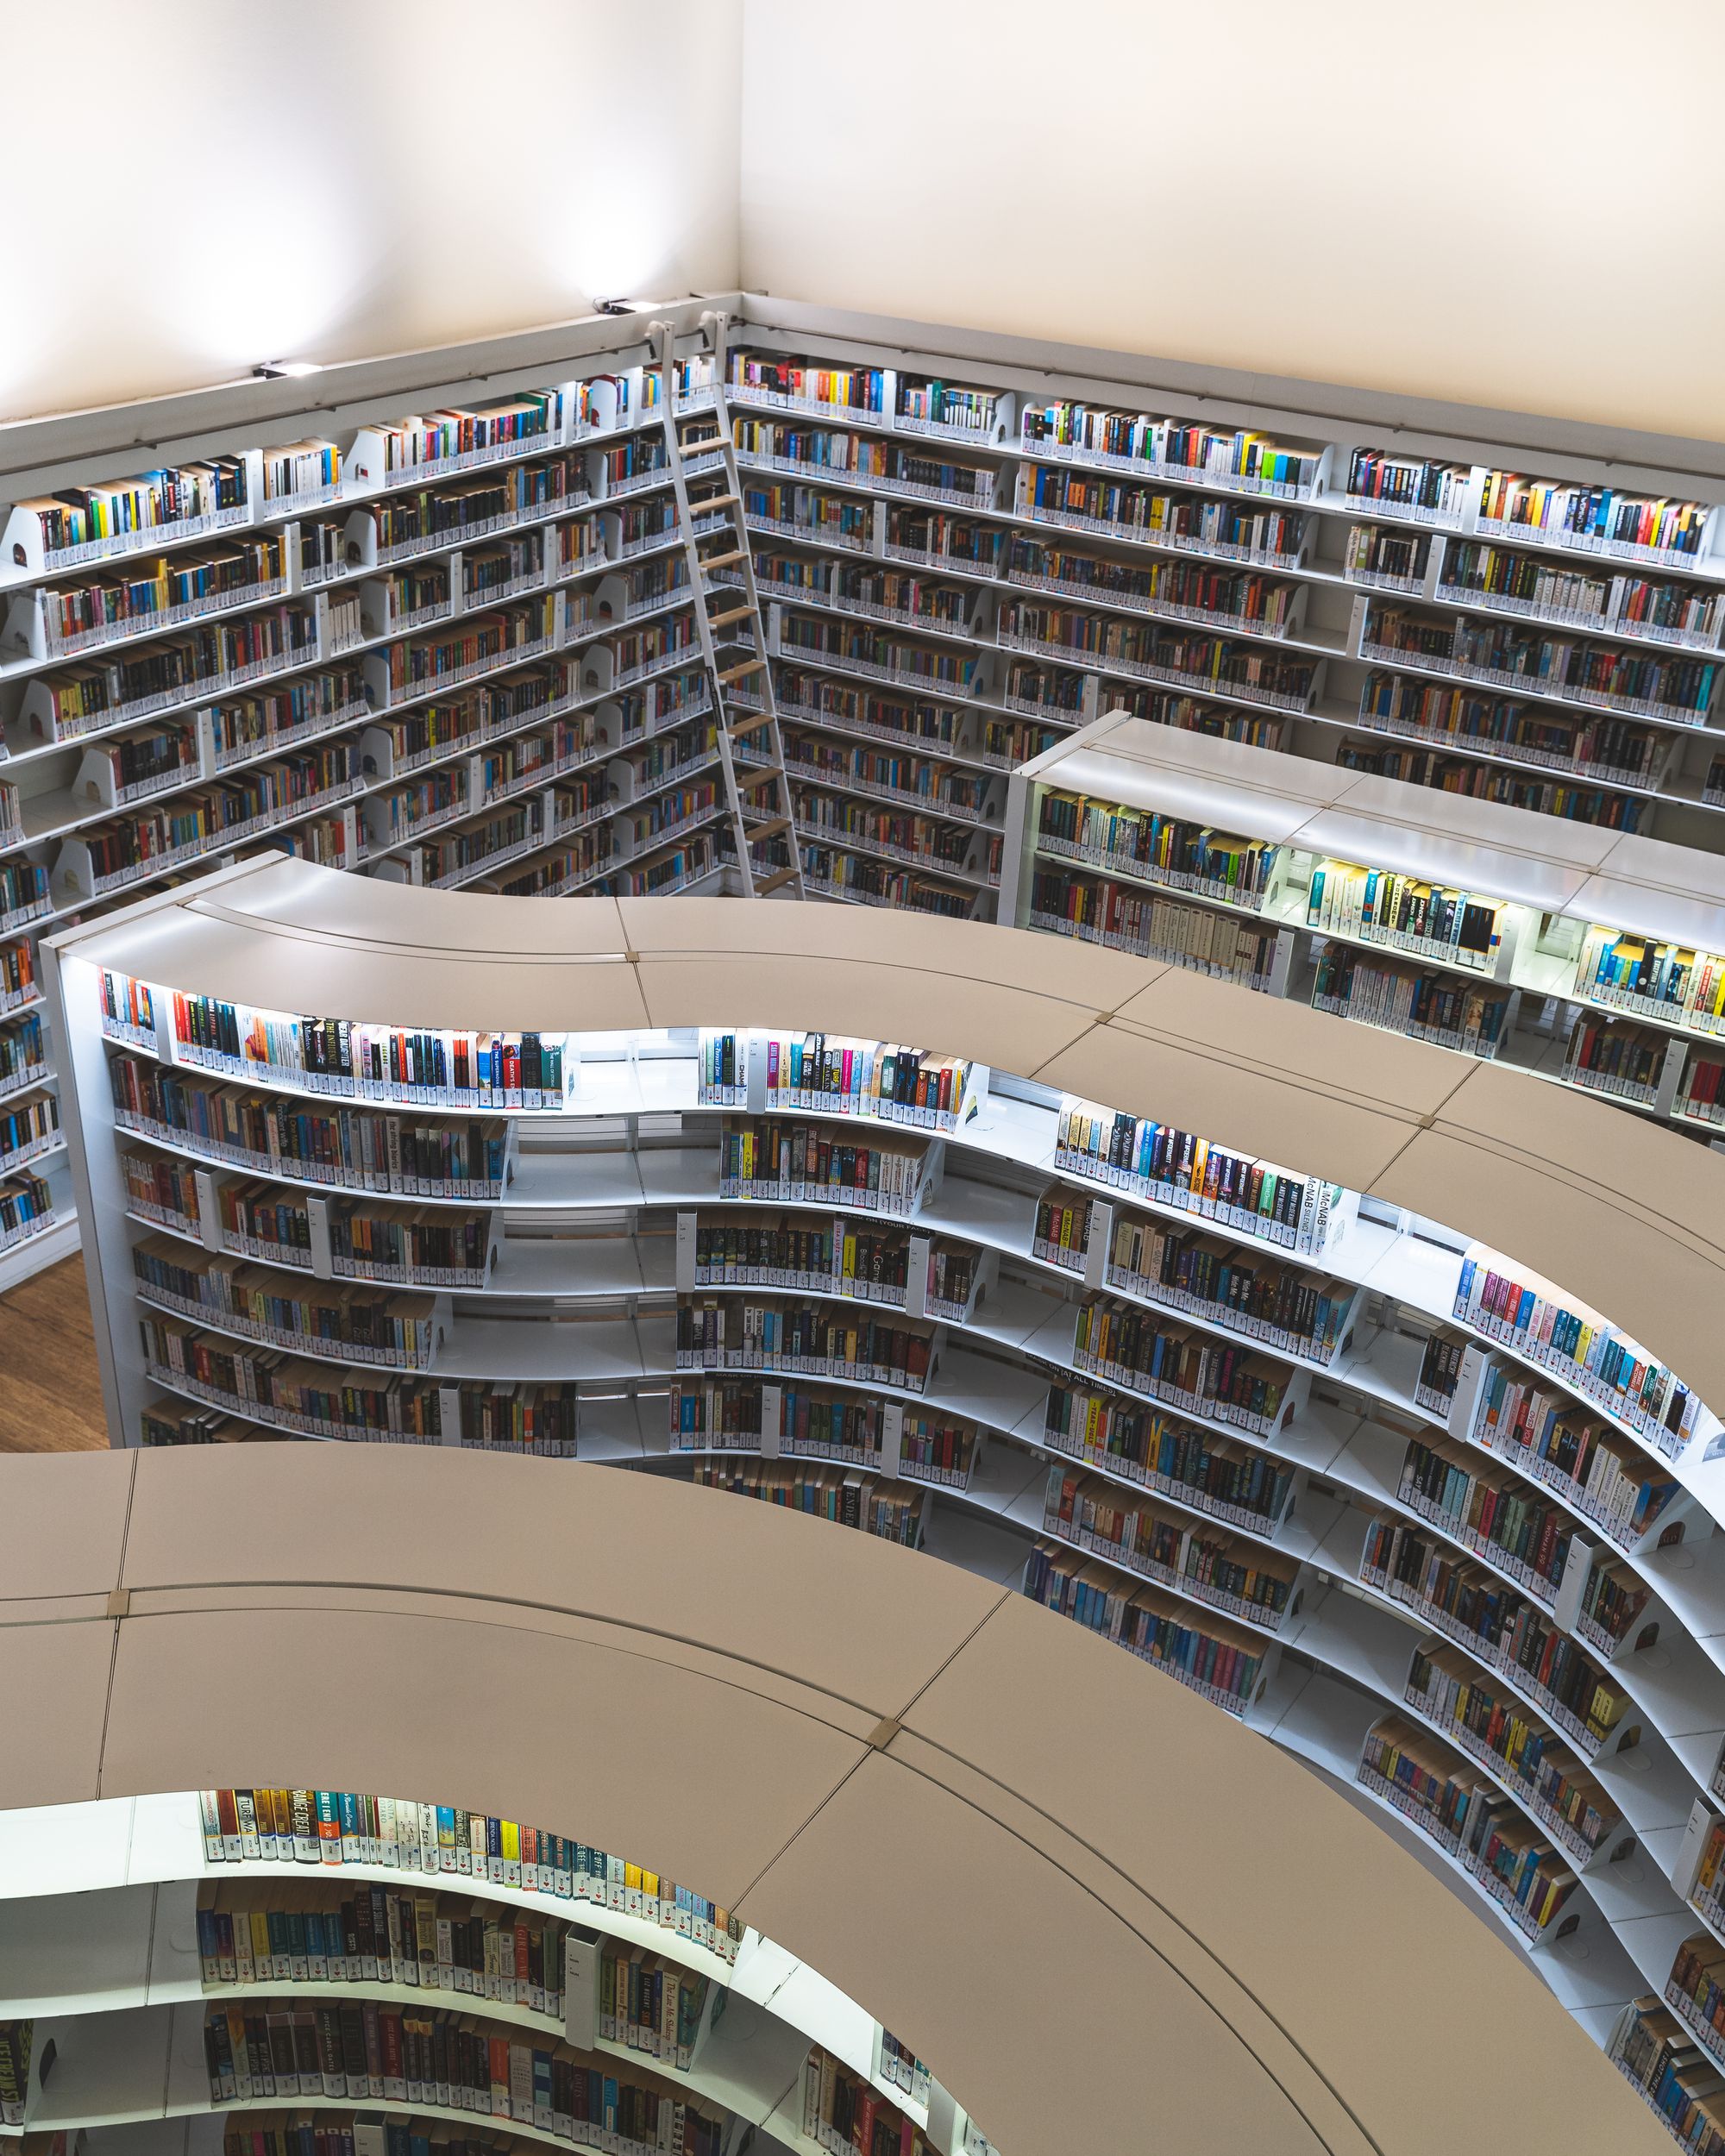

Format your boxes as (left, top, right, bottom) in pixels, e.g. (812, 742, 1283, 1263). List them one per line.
(0, 1205, 78, 1296)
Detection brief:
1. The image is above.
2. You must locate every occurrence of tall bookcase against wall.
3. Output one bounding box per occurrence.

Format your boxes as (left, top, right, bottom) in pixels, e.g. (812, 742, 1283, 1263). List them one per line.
(35, 862, 1725, 2150)
(11, 296, 1725, 1289)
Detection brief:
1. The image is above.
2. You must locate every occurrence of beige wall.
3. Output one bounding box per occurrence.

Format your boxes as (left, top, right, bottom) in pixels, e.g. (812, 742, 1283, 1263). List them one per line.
(0, 0, 742, 423)
(738, 0, 1725, 443)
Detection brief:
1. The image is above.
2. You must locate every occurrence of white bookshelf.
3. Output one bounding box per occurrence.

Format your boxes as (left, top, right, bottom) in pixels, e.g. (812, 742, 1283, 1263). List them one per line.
(1000, 711, 1725, 1137)
(21, 303, 1725, 1291)
(27, 858, 1725, 2134)
(0, 324, 762, 1290)
(0, 1786, 944, 2154)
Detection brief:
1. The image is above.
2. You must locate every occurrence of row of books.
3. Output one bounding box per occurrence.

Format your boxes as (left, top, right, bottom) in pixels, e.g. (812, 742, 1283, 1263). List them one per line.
(198, 1789, 743, 1959)
(1023, 1536, 1274, 1714)
(1025, 862, 1283, 988)
(780, 730, 995, 818)
(154, 986, 578, 1109)
(0, 1009, 44, 1094)
(1361, 600, 1719, 723)
(0, 1168, 54, 1250)
(1453, 1253, 1699, 1453)
(1406, 1639, 1622, 1863)
(1019, 399, 1322, 498)
(1097, 1206, 1357, 1363)
(716, 1120, 932, 1217)
(791, 787, 989, 877)
(674, 1298, 935, 1394)
(1070, 1294, 1295, 1436)
(668, 1381, 977, 1485)
(1437, 542, 1723, 649)
(1578, 929, 1725, 1034)
(1335, 728, 1651, 832)
(733, 422, 997, 509)
(1356, 1717, 1580, 1941)
(1309, 944, 1510, 1057)
(23, 601, 321, 741)
(997, 598, 1320, 710)
(1608, 1996, 1725, 2153)
(687, 1458, 925, 1544)
(1052, 1096, 1341, 1256)
(692, 1213, 975, 1310)
(0, 1087, 58, 1173)
(1023, 462, 1307, 566)
(802, 2045, 932, 2156)
(1560, 1013, 1672, 1105)
(1397, 1428, 1581, 1608)
(196, 1880, 580, 2020)
(1303, 860, 1501, 966)
(130, 1238, 444, 1369)
(1362, 1515, 1632, 1751)
(1042, 1466, 1302, 1630)
(750, 550, 976, 636)
(1352, 667, 1672, 794)
(800, 849, 981, 917)
(1007, 535, 1306, 638)
(67, 739, 364, 894)
(1471, 1357, 1679, 1562)
(202, 2000, 724, 2148)
(1043, 1381, 1296, 1534)
(16, 531, 290, 656)
(1033, 788, 1277, 906)
(108, 1051, 512, 1195)
(138, 1314, 575, 1448)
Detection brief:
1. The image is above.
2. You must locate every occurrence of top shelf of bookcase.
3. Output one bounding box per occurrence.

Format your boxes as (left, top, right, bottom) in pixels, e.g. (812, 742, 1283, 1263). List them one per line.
(43, 853, 1725, 1462)
(0, 1444, 1665, 2156)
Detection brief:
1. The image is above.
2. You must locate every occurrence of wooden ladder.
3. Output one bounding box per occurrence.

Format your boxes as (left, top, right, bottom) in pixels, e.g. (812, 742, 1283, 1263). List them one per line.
(650, 312, 805, 899)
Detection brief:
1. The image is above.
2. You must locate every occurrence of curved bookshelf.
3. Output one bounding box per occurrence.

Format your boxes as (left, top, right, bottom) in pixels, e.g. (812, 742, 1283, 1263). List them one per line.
(0, 1444, 1663, 2156)
(34, 860, 1725, 2147)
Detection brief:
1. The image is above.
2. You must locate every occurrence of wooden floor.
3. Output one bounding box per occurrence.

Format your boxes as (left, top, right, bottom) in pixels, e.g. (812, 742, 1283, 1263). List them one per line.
(0, 1255, 110, 1451)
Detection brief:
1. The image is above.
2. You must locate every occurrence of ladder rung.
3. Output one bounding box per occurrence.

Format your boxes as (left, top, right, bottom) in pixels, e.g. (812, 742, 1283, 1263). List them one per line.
(717, 656, 766, 685)
(746, 816, 794, 840)
(691, 490, 740, 510)
(706, 605, 754, 629)
(727, 711, 777, 737)
(698, 548, 746, 570)
(680, 434, 725, 456)
(752, 865, 800, 895)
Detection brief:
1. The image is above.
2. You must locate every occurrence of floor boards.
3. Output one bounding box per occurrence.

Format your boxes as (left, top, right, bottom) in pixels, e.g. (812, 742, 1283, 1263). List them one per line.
(0, 1255, 110, 1452)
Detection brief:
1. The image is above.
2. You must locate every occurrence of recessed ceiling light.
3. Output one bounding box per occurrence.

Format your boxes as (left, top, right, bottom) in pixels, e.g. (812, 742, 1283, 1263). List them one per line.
(253, 360, 323, 379)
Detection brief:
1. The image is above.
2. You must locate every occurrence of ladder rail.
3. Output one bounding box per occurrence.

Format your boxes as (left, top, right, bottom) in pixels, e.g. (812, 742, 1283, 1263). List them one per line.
(649, 310, 806, 901)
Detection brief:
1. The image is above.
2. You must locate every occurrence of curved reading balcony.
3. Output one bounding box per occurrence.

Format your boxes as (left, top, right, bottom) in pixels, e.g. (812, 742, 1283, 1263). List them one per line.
(0, 1447, 1661, 2156)
(32, 857, 1725, 2147)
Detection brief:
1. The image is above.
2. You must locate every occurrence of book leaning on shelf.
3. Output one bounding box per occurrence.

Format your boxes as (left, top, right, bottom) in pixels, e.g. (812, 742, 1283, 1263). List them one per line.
(198, 1790, 743, 1960)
